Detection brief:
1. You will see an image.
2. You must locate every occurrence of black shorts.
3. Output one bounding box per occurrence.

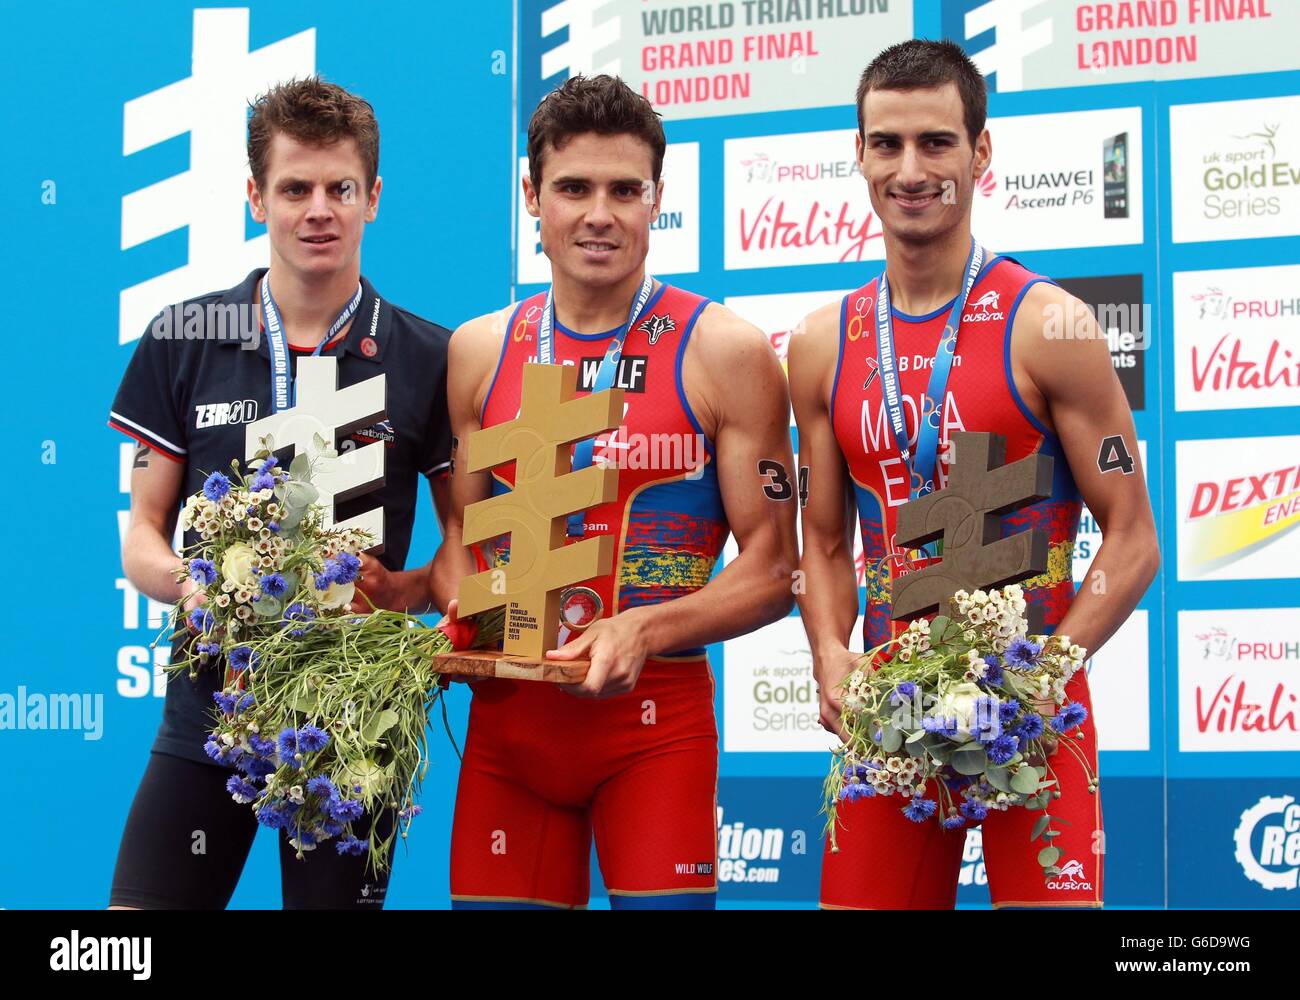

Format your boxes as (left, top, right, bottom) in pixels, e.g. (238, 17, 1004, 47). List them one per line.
(110, 752, 396, 910)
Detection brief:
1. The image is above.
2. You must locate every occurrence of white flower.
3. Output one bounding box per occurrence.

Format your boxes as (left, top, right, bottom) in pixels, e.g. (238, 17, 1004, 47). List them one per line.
(933, 681, 987, 743)
(216, 593, 231, 608)
(259, 488, 274, 501)
(221, 542, 260, 590)
(842, 694, 867, 713)
(220, 732, 235, 747)
(247, 517, 263, 532)
(953, 590, 969, 603)
(259, 556, 275, 570)
(318, 580, 356, 610)
(235, 605, 252, 620)
(289, 838, 317, 852)
(247, 722, 260, 734)
(289, 785, 305, 804)
(267, 503, 281, 517)
(886, 758, 904, 773)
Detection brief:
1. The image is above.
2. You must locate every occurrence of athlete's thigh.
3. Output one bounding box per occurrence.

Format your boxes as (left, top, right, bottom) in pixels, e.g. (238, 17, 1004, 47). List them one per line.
(109, 752, 257, 910)
(820, 794, 966, 909)
(983, 676, 1104, 909)
(279, 807, 397, 910)
(450, 759, 592, 909)
(592, 733, 719, 905)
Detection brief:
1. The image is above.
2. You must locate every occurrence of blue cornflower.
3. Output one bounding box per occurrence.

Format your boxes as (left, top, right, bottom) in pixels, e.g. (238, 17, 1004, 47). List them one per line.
(236, 692, 256, 714)
(189, 608, 215, 634)
(903, 798, 938, 823)
(981, 655, 1004, 686)
(203, 738, 231, 765)
(256, 805, 291, 830)
(212, 691, 236, 714)
(297, 725, 328, 754)
(307, 776, 337, 800)
(840, 782, 876, 803)
(228, 646, 259, 673)
(188, 559, 217, 586)
(283, 602, 316, 637)
(332, 552, 362, 585)
(329, 798, 365, 823)
(277, 728, 301, 765)
(1050, 701, 1089, 734)
(890, 681, 918, 706)
(986, 734, 1019, 765)
(250, 473, 277, 492)
(960, 799, 989, 822)
(259, 573, 288, 598)
(1004, 637, 1042, 669)
(942, 815, 967, 831)
(1015, 713, 1045, 740)
(197, 641, 222, 658)
(336, 836, 368, 857)
(314, 570, 334, 591)
(322, 820, 345, 837)
(247, 505, 259, 517)
(249, 733, 276, 757)
(399, 805, 424, 821)
(260, 457, 279, 472)
(848, 763, 879, 780)
(238, 756, 275, 780)
(226, 775, 260, 803)
(267, 522, 280, 534)
(998, 698, 1021, 724)
(203, 472, 231, 501)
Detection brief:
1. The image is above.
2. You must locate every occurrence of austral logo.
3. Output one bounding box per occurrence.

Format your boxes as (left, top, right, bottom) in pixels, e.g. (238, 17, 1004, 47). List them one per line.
(638, 313, 676, 345)
(1046, 857, 1094, 892)
(195, 399, 258, 428)
(962, 290, 1004, 322)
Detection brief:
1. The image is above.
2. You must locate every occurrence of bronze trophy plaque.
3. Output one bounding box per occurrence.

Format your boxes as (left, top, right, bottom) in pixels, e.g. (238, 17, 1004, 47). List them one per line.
(435, 363, 624, 682)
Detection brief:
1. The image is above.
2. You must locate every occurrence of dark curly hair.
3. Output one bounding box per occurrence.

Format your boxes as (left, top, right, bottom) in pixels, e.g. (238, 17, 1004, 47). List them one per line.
(247, 76, 379, 190)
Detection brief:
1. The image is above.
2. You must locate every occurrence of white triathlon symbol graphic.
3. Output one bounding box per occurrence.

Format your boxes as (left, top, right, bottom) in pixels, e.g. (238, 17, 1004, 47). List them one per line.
(119, 8, 314, 344)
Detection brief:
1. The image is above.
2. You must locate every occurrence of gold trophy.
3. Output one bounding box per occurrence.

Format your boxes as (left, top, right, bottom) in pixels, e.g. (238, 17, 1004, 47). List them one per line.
(435, 363, 624, 683)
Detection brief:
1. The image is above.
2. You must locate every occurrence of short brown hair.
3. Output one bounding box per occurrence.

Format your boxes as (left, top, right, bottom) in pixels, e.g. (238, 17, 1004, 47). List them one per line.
(856, 40, 987, 146)
(527, 74, 666, 192)
(247, 77, 380, 190)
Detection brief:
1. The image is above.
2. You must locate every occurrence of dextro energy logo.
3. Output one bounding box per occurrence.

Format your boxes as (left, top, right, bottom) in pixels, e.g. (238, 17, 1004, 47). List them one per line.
(1175, 264, 1300, 413)
(1176, 435, 1300, 581)
(119, 8, 314, 344)
(1172, 95, 1300, 243)
(1180, 610, 1300, 752)
(1235, 795, 1300, 891)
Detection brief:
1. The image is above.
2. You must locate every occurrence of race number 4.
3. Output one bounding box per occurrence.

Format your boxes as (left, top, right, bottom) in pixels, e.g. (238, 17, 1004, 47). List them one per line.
(1097, 435, 1135, 475)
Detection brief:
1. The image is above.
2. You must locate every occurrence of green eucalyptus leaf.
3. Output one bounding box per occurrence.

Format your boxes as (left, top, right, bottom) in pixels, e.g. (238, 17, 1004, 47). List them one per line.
(1031, 814, 1050, 841)
(986, 766, 1013, 794)
(929, 616, 952, 645)
(252, 597, 282, 618)
(289, 452, 310, 479)
(363, 708, 401, 743)
(1011, 766, 1040, 795)
(1038, 846, 1061, 868)
(950, 747, 987, 775)
(881, 727, 903, 753)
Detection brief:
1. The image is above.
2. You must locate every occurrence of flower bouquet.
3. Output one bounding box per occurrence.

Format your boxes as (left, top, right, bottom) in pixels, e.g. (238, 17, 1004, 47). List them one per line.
(823, 584, 1094, 879)
(166, 436, 502, 873)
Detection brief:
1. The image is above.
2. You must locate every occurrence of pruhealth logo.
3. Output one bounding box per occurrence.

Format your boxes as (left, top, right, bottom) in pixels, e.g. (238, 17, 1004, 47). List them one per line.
(119, 8, 314, 344)
(943, 0, 1054, 94)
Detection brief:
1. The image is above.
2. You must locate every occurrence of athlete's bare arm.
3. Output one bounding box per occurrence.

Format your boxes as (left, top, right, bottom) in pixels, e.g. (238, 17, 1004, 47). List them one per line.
(551, 303, 799, 697)
(122, 446, 194, 607)
(428, 306, 515, 613)
(352, 475, 449, 615)
(1011, 282, 1159, 659)
(788, 302, 861, 736)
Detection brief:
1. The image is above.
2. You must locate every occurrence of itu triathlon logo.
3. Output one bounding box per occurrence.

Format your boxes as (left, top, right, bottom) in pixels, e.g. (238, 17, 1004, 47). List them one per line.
(1234, 795, 1300, 891)
(942, 0, 1054, 93)
(638, 313, 676, 345)
(119, 8, 314, 345)
(1046, 857, 1094, 891)
(521, 0, 621, 113)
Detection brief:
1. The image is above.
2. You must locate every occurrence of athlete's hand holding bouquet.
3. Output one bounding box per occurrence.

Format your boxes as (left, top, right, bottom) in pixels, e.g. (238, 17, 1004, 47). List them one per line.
(824, 584, 1095, 879)
(163, 436, 502, 873)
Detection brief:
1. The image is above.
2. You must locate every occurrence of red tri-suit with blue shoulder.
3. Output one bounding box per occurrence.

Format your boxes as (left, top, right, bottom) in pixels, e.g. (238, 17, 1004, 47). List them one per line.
(449, 283, 727, 909)
(820, 256, 1104, 909)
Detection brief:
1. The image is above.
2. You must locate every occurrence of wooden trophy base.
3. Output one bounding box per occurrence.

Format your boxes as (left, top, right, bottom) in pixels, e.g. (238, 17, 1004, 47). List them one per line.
(433, 649, 590, 684)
